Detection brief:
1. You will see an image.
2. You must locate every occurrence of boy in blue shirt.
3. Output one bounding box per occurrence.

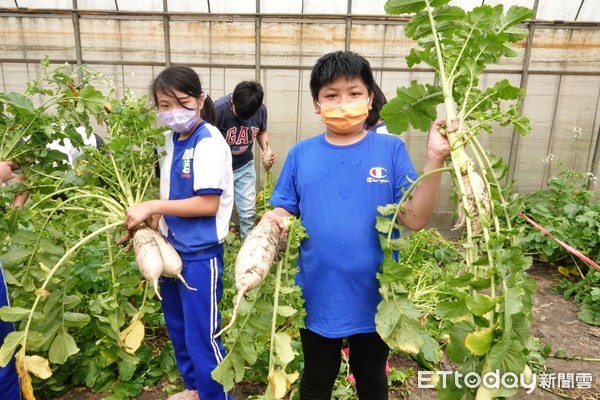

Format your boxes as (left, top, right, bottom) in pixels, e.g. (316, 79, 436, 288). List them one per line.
(261, 51, 456, 399)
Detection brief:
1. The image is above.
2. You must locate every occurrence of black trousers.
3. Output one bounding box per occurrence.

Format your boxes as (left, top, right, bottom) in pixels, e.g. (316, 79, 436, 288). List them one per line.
(299, 328, 390, 400)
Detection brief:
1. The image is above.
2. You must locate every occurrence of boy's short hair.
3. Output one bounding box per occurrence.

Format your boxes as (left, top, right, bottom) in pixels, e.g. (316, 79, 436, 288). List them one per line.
(232, 81, 264, 119)
(309, 51, 376, 100)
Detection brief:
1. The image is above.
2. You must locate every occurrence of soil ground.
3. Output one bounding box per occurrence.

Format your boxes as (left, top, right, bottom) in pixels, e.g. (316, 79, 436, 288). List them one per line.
(50, 263, 600, 400)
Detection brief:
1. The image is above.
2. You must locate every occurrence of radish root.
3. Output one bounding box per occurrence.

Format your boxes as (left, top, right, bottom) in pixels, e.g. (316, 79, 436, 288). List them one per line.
(149, 228, 196, 291)
(132, 226, 197, 300)
(214, 222, 282, 338)
(452, 171, 491, 234)
(133, 227, 163, 300)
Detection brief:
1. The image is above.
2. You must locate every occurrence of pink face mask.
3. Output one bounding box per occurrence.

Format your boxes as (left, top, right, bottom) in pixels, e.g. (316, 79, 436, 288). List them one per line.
(160, 105, 199, 133)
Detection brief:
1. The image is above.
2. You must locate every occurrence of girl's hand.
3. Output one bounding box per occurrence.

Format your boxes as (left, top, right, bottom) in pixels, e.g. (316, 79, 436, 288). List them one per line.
(125, 202, 154, 230)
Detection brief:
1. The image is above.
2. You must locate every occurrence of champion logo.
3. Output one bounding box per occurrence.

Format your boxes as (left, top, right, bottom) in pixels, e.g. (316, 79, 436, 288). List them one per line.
(367, 167, 390, 184)
(370, 167, 387, 179)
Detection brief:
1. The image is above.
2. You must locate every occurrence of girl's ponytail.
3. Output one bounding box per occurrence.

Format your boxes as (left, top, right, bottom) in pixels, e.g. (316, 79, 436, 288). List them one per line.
(201, 94, 217, 126)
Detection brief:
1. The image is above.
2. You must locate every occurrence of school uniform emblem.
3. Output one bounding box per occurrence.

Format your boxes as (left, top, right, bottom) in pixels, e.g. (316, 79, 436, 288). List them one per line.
(181, 148, 194, 177)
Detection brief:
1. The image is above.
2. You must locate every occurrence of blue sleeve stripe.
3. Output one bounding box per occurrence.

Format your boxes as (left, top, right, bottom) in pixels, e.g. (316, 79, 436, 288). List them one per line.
(196, 188, 223, 196)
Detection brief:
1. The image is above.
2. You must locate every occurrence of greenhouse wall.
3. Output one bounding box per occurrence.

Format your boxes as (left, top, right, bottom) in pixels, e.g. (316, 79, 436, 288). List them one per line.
(1, 0, 599, 230)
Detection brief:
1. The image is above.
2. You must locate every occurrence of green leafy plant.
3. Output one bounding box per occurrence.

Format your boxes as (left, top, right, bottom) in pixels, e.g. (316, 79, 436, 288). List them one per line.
(0, 64, 173, 399)
(520, 128, 600, 265)
(555, 270, 600, 326)
(212, 217, 306, 399)
(378, 1, 540, 398)
(257, 170, 276, 218)
(375, 228, 463, 365)
(0, 58, 107, 179)
(519, 128, 600, 327)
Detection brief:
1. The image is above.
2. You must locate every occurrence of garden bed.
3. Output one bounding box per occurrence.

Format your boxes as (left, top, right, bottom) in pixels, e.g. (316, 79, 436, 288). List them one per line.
(50, 262, 600, 400)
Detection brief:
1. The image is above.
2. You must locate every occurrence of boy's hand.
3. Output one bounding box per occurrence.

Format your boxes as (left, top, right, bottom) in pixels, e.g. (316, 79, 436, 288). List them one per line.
(261, 145, 275, 170)
(260, 209, 288, 237)
(427, 117, 457, 162)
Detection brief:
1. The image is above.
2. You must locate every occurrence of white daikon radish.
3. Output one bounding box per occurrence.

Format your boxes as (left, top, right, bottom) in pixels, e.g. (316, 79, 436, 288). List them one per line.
(149, 228, 196, 292)
(214, 222, 282, 337)
(133, 227, 164, 300)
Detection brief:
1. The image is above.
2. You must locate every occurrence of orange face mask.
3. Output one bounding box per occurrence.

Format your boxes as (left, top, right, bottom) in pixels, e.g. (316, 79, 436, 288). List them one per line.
(317, 99, 370, 134)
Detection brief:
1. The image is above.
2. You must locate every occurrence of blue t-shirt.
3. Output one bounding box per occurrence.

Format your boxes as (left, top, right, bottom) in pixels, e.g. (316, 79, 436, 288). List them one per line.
(157, 122, 234, 260)
(270, 131, 418, 338)
(214, 94, 267, 170)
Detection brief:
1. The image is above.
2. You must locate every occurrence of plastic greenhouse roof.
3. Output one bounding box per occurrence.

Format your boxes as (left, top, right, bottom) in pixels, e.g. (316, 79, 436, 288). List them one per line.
(2, 0, 598, 22)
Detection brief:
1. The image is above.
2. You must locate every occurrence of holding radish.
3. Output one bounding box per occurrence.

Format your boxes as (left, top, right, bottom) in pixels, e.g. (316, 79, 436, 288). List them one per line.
(260, 51, 451, 400)
(129, 226, 196, 300)
(214, 221, 283, 338)
(124, 66, 234, 400)
(0, 66, 234, 400)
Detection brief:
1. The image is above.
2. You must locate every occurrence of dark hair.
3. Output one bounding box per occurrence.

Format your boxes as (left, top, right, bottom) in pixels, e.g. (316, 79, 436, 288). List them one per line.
(309, 51, 376, 100)
(365, 83, 388, 130)
(201, 95, 216, 125)
(150, 66, 216, 125)
(232, 81, 264, 120)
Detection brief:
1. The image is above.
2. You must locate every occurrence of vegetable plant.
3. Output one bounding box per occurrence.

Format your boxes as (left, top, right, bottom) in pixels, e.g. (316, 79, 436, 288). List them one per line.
(212, 217, 307, 399)
(0, 58, 107, 181)
(555, 270, 600, 327)
(378, 1, 541, 398)
(519, 130, 600, 327)
(519, 129, 600, 265)
(0, 69, 173, 399)
(214, 221, 284, 338)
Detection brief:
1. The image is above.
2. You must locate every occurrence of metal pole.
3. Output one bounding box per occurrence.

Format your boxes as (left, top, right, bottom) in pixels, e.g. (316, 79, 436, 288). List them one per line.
(541, 75, 563, 190)
(295, 0, 306, 144)
(345, 0, 352, 51)
(71, 0, 83, 80)
(255, 0, 261, 82)
(254, 0, 262, 188)
(207, 0, 212, 91)
(163, 0, 171, 67)
(114, 1, 126, 94)
(507, 0, 539, 182)
(575, 0, 585, 20)
(588, 87, 600, 192)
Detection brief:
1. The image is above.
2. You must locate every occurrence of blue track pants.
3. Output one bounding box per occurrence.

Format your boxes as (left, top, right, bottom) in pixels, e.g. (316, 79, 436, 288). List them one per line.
(160, 254, 232, 400)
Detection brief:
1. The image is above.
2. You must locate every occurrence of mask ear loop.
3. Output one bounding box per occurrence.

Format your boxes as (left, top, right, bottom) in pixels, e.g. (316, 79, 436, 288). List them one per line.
(196, 91, 206, 114)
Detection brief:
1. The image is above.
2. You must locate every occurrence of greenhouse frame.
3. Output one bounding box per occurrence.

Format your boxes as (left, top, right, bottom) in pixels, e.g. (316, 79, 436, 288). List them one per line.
(1, 0, 599, 229)
(2, 2, 600, 400)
